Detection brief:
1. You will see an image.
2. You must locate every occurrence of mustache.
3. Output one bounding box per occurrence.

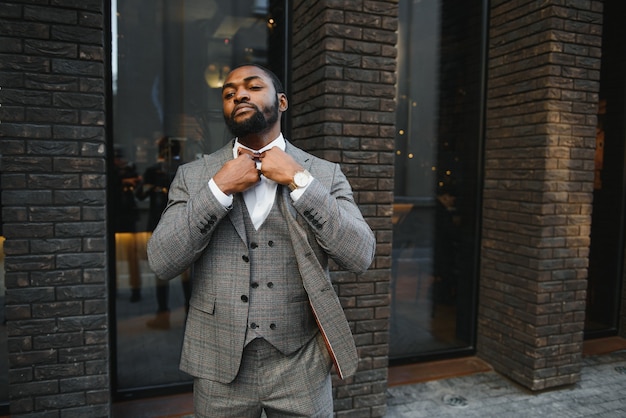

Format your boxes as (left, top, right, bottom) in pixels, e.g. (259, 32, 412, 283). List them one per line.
(231, 103, 260, 119)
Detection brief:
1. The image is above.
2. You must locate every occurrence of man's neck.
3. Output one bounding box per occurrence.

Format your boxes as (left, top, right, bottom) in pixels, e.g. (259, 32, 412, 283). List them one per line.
(237, 127, 281, 150)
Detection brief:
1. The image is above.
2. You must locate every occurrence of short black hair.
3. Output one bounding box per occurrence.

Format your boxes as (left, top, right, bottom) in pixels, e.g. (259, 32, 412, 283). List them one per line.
(231, 63, 285, 94)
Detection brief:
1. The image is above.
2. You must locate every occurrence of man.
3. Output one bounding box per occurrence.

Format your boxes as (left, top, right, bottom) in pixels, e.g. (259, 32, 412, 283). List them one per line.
(147, 64, 375, 417)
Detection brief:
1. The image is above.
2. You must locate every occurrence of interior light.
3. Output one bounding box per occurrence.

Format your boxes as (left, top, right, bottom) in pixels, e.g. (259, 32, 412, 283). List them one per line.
(204, 64, 231, 88)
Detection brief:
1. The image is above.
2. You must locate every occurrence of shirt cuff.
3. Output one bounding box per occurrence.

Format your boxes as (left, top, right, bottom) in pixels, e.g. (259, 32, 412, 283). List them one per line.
(289, 178, 313, 201)
(208, 178, 233, 208)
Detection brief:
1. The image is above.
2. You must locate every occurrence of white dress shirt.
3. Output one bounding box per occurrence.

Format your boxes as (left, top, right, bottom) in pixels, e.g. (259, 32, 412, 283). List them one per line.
(208, 134, 310, 230)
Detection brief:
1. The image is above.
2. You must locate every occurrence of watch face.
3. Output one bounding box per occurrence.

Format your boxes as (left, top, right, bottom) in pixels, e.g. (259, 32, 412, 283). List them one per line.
(294, 171, 309, 187)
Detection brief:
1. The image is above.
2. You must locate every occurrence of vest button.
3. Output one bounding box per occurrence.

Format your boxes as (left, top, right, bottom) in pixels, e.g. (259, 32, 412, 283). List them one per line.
(250, 242, 258, 249)
(250, 322, 257, 329)
(241, 295, 248, 303)
(267, 282, 274, 288)
(270, 323, 276, 330)
(251, 282, 259, 289)
(268, 240, 274, 247)
(242, 255, 249, 262)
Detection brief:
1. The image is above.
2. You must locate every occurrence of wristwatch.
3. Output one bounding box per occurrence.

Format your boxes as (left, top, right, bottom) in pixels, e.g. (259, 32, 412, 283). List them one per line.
(288, 169, 312, 191)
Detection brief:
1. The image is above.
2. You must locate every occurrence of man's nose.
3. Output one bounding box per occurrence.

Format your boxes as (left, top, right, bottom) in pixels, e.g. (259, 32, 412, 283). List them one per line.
(234, 89, 250, 103)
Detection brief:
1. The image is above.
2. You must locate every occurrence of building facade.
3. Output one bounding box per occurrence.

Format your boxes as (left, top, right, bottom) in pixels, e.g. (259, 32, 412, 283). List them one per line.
(1, 0, 625, 417)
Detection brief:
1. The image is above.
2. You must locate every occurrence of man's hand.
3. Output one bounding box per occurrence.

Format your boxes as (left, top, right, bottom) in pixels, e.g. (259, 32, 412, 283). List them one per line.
(258, 147, 303, 185)
(212, 153, 261, 195)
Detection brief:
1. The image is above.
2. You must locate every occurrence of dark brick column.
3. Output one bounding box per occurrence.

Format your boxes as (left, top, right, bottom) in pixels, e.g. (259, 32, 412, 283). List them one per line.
(290, 1, 396, 416)
(622, 261, 626, 339)
(0, 1, 110, 416)
(479, 0, 602, 390)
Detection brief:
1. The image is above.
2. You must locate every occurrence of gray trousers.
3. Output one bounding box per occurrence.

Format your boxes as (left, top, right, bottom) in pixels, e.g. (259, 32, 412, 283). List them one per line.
(193, 333, 334, 417)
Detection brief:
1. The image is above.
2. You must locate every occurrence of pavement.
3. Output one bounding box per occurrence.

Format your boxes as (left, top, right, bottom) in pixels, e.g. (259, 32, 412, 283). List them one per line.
(385, 349, 626, 417)
(115, 348, 626, 417)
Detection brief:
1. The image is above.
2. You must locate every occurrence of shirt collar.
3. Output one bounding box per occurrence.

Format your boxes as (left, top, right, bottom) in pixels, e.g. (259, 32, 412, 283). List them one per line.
(233, 134, 285, 158)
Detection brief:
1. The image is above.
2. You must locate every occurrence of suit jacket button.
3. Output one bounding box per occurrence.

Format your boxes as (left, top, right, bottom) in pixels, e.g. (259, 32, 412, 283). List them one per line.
(270, 323, 276, 330)
(251, 282, 259, 289)
(250, 242, 258, 249)
(250, 322, 257, 329)
(241, 295, 248, 303)
(242, 255, 249, 262)
(267, 282, 274, 288)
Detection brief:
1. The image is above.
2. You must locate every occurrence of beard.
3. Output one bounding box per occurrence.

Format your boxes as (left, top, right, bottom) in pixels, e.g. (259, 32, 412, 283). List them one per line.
(225, 98, 279, 138)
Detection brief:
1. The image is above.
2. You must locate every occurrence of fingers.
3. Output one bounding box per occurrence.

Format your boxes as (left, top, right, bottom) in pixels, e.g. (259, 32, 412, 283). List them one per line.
(257, 148, 302, 185)
(238, 149, 263, 174)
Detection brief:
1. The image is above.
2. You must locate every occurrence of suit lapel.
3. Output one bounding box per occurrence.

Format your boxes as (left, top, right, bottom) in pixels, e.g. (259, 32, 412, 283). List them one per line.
(228, 194, 247, 243)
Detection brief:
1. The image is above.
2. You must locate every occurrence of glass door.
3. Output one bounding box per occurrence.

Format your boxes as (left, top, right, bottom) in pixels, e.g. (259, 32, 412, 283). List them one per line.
(585, 0, 626, 337)
(390, 0, 487, 362)
(110, 0, 288, 397)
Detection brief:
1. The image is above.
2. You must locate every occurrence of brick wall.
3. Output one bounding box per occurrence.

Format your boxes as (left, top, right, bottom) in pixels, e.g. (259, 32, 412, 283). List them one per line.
(479, 0, 602, 390)
(290, 1, 396, 416)
(0, 1, 110, 416)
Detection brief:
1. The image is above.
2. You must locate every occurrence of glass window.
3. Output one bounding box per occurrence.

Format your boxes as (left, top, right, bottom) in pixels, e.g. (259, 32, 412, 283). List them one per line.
(111, 0, 287, 393)
(586, 1, 626, 337)
(390, 0, 486, 362)
(0, 235, 6, 410)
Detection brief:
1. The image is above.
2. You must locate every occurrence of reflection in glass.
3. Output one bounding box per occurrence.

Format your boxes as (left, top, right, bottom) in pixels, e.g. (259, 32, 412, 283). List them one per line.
(586, 2, 626, 336)
(0, 236, 6, 407)
(112, 0, 283, 391)
(390, 0, 486, 361)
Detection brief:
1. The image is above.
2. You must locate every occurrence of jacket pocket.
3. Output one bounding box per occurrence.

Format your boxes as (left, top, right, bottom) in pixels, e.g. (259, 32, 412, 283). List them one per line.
(189, 292, 217, 315)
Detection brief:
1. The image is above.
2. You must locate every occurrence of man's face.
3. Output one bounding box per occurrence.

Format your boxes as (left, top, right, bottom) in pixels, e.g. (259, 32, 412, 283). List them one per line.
(222, 66, 282, 138)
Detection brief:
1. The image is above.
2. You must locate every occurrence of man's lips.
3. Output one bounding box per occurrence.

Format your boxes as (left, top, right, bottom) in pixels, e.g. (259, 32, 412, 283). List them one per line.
(233, 104, 256, 117)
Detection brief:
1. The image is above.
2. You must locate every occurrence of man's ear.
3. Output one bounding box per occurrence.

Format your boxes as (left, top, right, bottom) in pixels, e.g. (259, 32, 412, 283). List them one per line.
(278, 93, 288, 112)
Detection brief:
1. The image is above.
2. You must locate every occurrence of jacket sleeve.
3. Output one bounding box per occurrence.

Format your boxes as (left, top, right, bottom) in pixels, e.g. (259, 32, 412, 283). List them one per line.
(147, 162, 230, 280)
(293, 161, 375, 274)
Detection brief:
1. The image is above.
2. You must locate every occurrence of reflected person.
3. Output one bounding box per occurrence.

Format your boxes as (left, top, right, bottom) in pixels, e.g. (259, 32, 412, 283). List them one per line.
(136, 137, 191, 329)
(112, 147, 142, 302)
(147, 64, 376, 417)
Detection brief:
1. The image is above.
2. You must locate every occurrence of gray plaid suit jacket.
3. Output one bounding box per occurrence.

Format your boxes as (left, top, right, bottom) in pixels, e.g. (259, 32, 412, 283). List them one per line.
(147, 139, 376, 383)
